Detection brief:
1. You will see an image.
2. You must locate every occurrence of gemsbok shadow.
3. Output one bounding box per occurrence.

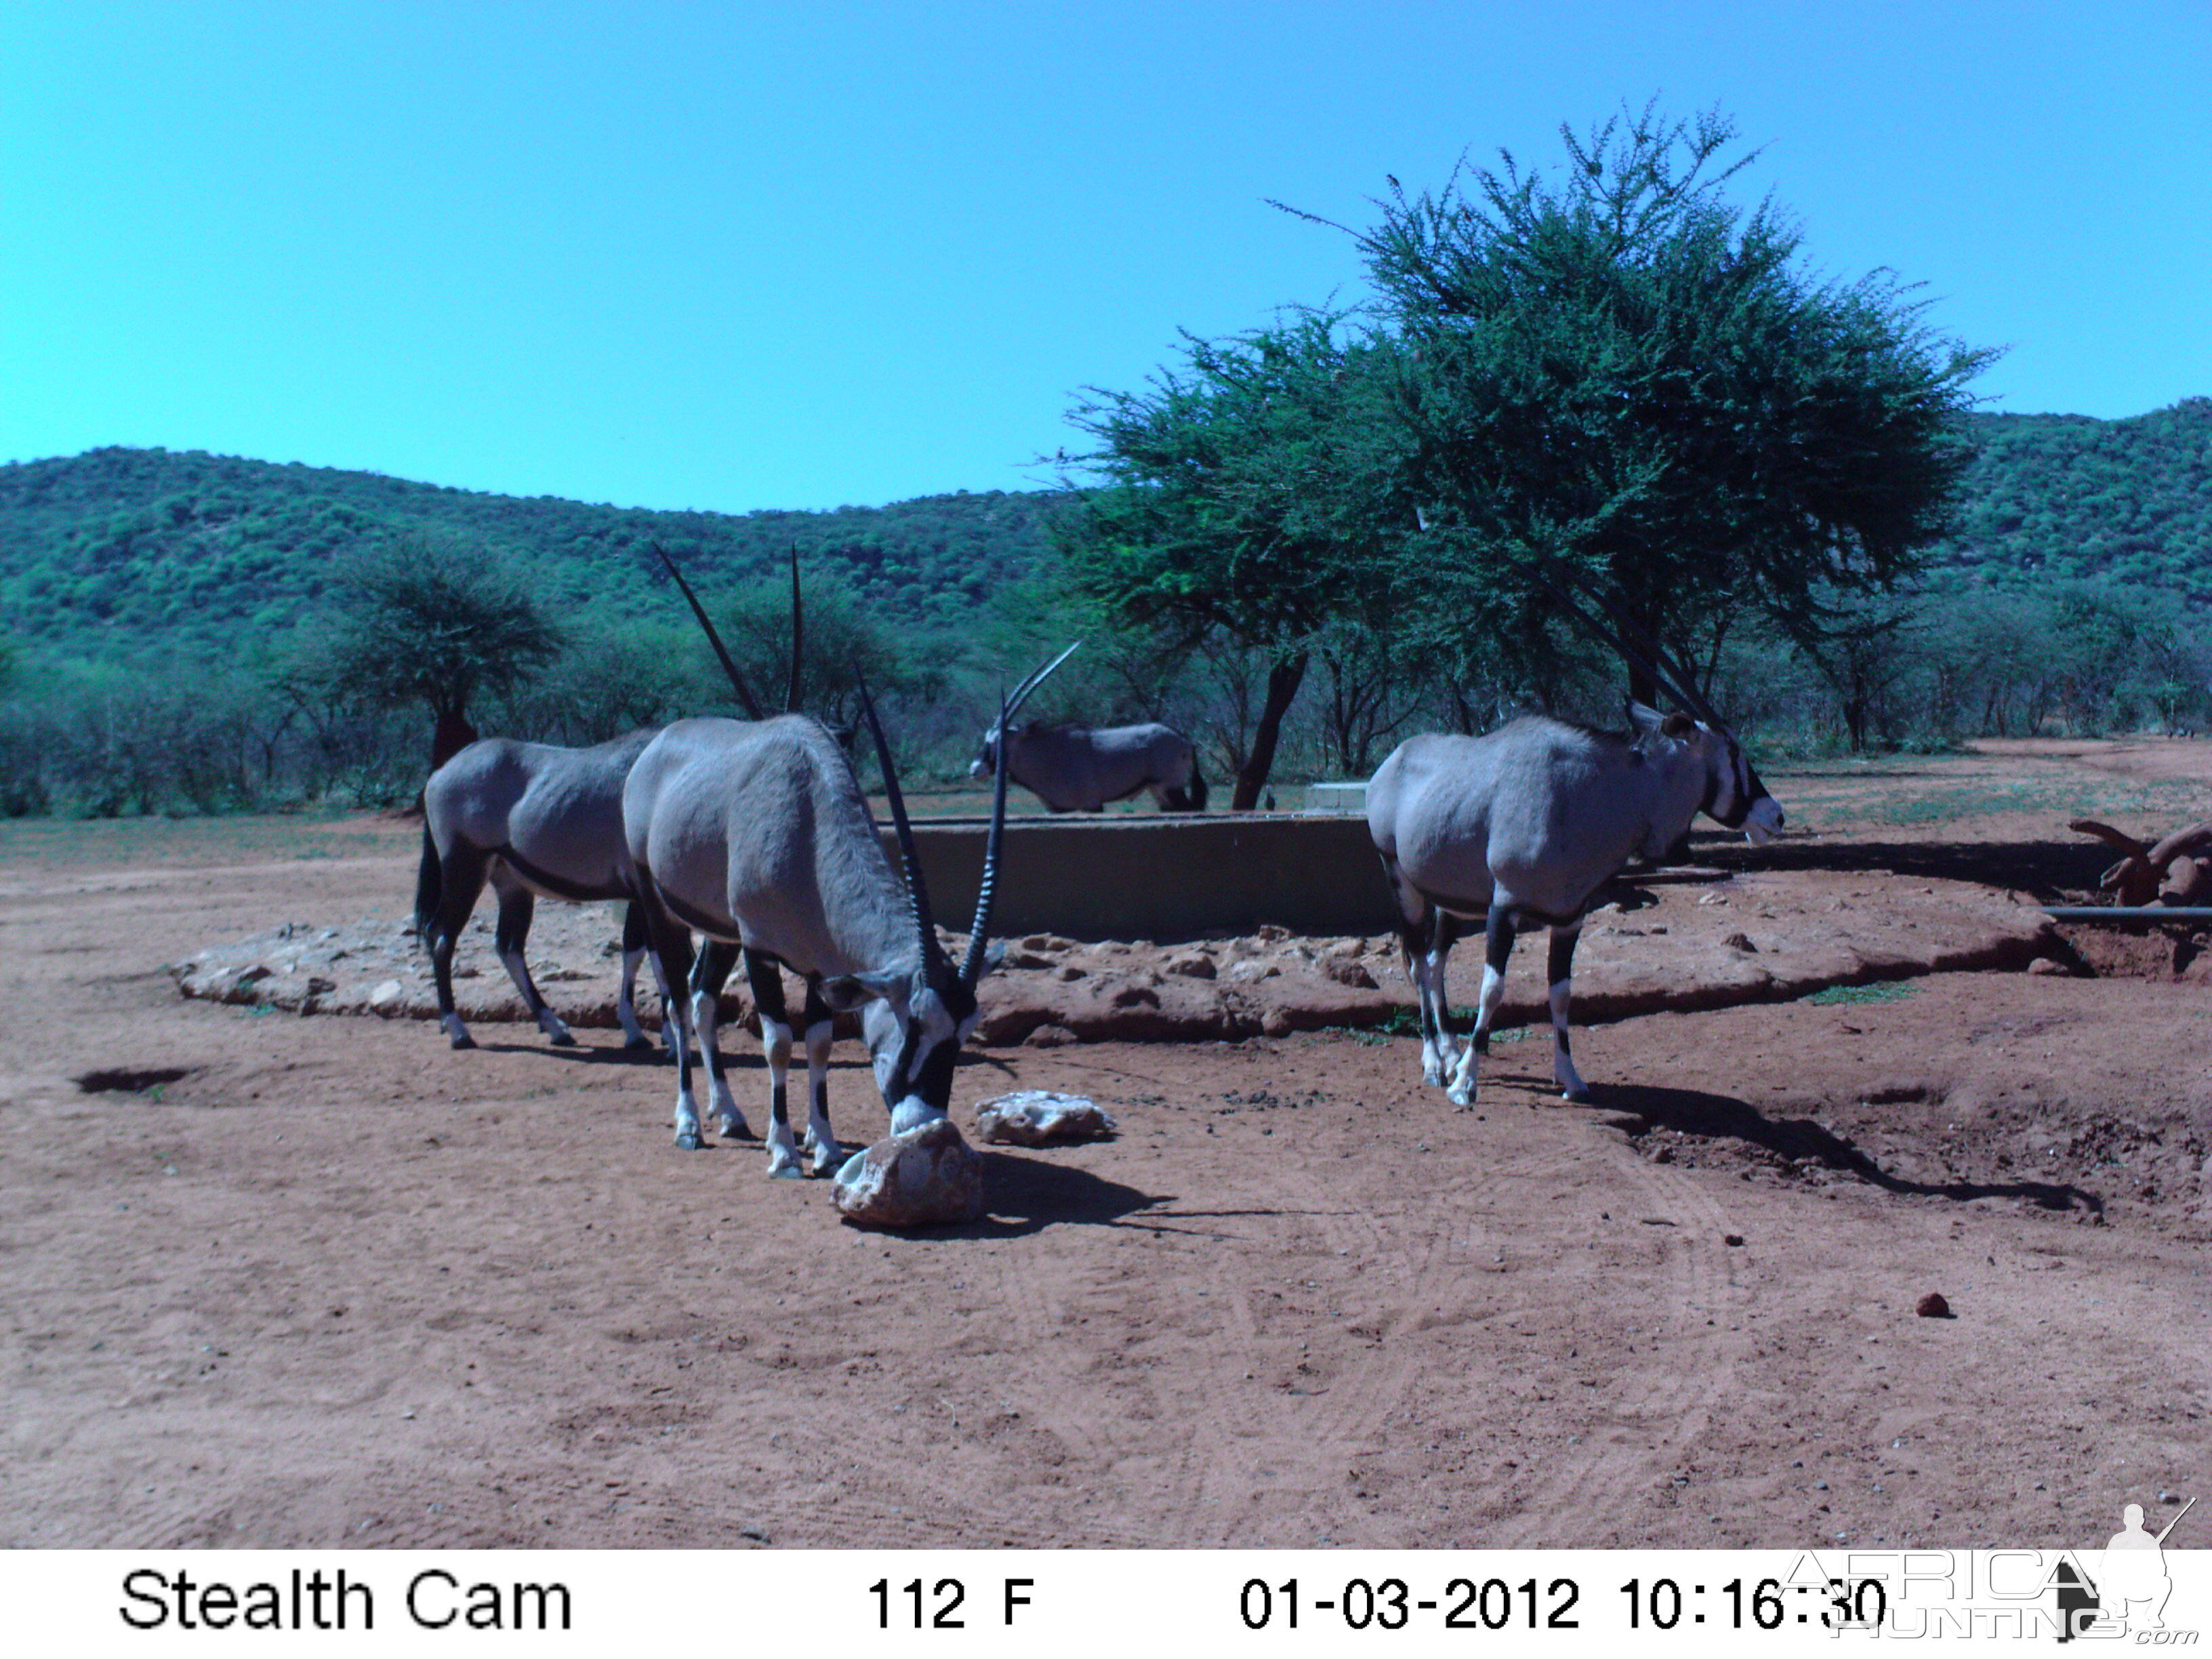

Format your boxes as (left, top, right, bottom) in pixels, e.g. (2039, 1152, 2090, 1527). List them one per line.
(1578, 1080, 2102, 1214)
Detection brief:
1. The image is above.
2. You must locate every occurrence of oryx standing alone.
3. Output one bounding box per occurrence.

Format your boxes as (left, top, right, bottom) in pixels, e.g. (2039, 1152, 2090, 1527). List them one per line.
(415, 730, 672, 1050)
(623, 666, 1058, 1176)
(1369, 704, 1783, 1108)
(970, 720, 1208, 812)
(968, 653, 1206, 812)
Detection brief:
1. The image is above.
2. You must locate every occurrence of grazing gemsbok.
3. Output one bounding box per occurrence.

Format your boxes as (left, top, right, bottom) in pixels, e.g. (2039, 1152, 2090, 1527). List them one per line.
(622, 666, 1059, 1176)
(969, 665, 1207, 812)
(1368, 561, 1785, 1109)
(413, 542, 792, 1054)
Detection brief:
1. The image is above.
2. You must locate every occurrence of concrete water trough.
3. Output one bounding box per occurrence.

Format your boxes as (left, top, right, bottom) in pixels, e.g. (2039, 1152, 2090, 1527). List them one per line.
(886, 813, 1395, 943)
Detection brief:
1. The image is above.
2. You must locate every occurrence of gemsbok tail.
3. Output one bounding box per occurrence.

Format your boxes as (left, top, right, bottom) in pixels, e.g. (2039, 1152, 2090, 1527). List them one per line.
(413, 821, 443, 945)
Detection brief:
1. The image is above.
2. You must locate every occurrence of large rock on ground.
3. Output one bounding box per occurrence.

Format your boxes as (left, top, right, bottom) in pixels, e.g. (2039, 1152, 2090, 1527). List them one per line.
(831, 1118, 985, 1229)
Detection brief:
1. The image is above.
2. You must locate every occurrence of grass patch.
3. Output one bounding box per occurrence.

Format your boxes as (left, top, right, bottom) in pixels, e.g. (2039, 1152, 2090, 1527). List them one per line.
(1803, 981, 1920, 1006)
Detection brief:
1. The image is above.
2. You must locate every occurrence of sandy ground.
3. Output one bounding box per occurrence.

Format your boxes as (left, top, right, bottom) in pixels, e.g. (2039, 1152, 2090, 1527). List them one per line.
(3, 741, 2209, 1550)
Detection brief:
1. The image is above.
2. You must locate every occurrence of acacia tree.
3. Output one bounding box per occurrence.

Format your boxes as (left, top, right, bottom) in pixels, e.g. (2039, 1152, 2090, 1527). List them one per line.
(1055, 314, 1414, 808)
(309, 535, 565, 769)
(1329, 101, 1994, 717)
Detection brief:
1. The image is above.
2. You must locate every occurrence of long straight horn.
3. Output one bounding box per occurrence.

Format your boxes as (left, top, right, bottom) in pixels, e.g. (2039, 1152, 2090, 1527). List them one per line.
(785, 542, 803, 714)
(960, 645, 1070, 985)
(855, 669, 939, 968)
(652, 541, 766, 720)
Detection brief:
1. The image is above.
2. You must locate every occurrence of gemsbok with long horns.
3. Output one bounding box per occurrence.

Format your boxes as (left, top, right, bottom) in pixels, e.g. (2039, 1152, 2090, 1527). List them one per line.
(1368, 553, 1785, 1109)
(968, 656, 1207, 811)
(622, 662, 1063, 1176)
(413, 543, 796, 1053)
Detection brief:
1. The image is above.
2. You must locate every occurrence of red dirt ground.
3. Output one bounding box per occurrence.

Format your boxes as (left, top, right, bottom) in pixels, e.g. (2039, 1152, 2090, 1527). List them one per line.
(3, 741, 2207, 1550)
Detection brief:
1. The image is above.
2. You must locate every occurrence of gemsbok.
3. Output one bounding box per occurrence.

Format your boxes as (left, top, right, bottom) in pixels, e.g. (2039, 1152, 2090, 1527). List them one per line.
(415, 729, 671, 1050)
(1368, 556, 1784, 1109)
(970, 668, 1207, 812)
(412, 542, 791, 1054)
(622, 665, 1062, 1176)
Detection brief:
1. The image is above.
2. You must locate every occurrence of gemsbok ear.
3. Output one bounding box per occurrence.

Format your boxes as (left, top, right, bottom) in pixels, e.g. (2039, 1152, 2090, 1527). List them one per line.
(820, 968, 912, 1012)
(1626, 700, 1665, 736)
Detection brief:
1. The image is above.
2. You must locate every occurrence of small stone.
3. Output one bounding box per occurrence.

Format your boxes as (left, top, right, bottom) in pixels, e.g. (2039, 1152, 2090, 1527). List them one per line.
(2028, 957, 2069, 977)
(1022, 1023, 1077, 1048)
(1914, 1292, 1953, 1319)
(1004, 949, 1057, 970)
(1227, 960, 1281, 983)
(832, 1118, 985, 1229)
(369, 979, 405, 1011)
(1050, 964, 1087, 983)
(1723, 1233, 1745, 1246)
(975, 1090, 1118, 1146)
(1319, 956, 1378, 989)
(1164, 951, 1216, 980)
(1254, 924, 1291, 943)
(1721, 933, 1756, 953)
(1109, 983, 1160, 1009)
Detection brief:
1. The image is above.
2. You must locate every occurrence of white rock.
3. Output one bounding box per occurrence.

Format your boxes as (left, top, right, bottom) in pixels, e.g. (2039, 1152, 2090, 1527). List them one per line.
(974, 1090, 1118, 1146)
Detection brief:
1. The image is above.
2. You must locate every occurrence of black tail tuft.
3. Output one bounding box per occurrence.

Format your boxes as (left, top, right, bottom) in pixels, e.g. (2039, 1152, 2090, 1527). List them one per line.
(1186, 757, 1208, 813)
(413, 821, 442, 946)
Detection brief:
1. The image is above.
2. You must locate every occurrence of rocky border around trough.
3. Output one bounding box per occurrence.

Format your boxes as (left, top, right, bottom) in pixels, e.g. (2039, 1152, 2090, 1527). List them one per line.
(171, 870, 2058, 1044)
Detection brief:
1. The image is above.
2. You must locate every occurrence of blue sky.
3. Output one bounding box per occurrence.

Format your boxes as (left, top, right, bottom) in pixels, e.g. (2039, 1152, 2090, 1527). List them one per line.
(5, 2, 2208, 513)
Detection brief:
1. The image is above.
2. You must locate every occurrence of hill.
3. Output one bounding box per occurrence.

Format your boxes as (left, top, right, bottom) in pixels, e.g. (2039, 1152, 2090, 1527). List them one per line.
(1931, 397, 2212, 596)
(0, 447, 1058, 665)
(3, 398, 2209, 668)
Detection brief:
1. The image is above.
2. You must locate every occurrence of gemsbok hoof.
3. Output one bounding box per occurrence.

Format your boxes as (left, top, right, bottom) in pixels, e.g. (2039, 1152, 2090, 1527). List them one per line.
(623, 1033, 653, 1052)
(675, 1129, 702, 1151)
(1561, 1086, 1594, 1105)
(449, 1033, 476, 1051)
(549, 1029, 578, 1048)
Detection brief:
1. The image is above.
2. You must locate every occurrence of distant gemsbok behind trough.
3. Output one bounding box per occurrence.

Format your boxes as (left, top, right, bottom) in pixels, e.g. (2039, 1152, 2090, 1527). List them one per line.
(412, 544, 796, 1052)
(623, 659, 1066, 1176)
(970, 691, 1208, 814)
(1368, 557, 1785, 1109)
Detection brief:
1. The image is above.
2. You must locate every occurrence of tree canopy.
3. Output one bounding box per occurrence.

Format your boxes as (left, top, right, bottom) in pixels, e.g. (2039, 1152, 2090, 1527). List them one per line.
(304, 535, 565, 766)
(1336, 101, 1995, 700)
(1054, 314, 1416, 804)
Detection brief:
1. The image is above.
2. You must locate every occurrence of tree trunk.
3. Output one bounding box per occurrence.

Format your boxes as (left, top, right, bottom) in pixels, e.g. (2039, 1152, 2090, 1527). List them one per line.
(1230, 652, 1308, 811)
(431, 704, 479, 773)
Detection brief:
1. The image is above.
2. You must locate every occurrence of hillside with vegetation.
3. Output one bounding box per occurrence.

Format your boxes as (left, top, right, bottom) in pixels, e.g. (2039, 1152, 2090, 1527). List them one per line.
(0, 445, 1055, 665)
(5, 401, 2210, 671)
(1, 396, 2208, 817)
(1933, 398, 2212, 596)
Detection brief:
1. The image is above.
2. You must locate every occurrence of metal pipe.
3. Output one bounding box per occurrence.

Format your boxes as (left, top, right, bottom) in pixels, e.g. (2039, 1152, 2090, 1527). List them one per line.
(2043, 906, 2212, 923)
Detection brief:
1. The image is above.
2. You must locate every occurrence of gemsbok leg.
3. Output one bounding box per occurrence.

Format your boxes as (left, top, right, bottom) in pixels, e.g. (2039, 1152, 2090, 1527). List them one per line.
(425, 844, 494, 1050)
(632, 876, 706, 1149)
(615, 901, 667, 1050)
(1547, 922, 1592, 1103)
(488, 874, 578, 1047)
(798, 977, 840, 1176)
(688, 941, 752, 1142)
(741, 952, 809, 1179)
(1446, 906, 1517, 1107)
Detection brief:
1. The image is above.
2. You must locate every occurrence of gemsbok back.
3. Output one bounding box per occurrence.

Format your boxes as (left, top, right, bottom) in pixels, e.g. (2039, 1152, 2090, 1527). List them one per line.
(622, 665, 1060, 1176)
(1368, 557, 1784, 1109)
